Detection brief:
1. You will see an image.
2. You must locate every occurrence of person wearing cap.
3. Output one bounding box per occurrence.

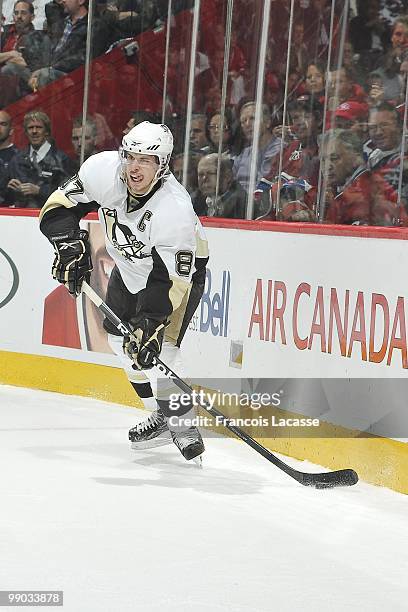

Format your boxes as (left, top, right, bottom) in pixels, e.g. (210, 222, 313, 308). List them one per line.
(334, 101, 369, 143)
(327, 67, 367, 128)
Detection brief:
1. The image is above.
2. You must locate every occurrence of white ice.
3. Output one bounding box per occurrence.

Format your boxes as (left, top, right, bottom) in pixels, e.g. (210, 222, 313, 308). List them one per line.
(1, 384, 408, 612)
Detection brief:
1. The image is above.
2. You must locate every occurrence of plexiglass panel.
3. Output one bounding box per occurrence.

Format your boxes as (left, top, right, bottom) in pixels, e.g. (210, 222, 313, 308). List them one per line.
(1, 0, 408, 227)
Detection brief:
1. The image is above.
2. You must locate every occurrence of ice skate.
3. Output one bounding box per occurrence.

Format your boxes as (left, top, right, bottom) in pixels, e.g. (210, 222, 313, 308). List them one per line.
(129, 409, 171, 449)
(171, 426, 205, 461)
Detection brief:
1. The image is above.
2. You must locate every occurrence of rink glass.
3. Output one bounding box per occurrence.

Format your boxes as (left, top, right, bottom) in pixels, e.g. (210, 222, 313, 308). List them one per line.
(2, 0, 407, 223)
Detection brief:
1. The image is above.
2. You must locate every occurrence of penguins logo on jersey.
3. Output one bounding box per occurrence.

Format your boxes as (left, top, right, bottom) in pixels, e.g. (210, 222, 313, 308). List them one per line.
(101, 208, 150, 261)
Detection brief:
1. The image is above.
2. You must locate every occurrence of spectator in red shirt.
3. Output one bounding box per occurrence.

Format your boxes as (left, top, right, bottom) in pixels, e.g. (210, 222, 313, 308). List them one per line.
(326, 66, 367, 127)
(367, 103, 408, 226)
(320, 129, 372, 225)
(330, 66, 360, 101)
(269, 96, 322, 185)
(255, 96, 322, 222)
(0, 1, 51, 96)
(0, 1, 34, 56)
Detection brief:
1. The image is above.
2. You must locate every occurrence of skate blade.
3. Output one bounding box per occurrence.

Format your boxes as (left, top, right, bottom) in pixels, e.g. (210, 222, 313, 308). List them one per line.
(130, 433, 172, 450)
(192, 455, 203, 468)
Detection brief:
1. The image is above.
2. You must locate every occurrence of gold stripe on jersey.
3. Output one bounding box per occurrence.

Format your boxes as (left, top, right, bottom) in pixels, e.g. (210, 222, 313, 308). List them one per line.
(165, 284, 192, 345)
(39, 190, 75, 222)
(168, 276, 191, 312)
(196, 233, 209, 258)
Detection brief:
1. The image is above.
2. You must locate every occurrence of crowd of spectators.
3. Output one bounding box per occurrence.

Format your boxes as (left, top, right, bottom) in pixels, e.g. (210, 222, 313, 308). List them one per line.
(1, 0, 408, 227)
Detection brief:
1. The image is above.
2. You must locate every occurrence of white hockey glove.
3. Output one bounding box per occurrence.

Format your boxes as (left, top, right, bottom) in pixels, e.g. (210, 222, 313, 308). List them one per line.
(123, 317, 167, 370)
(50, 229, 92, 297)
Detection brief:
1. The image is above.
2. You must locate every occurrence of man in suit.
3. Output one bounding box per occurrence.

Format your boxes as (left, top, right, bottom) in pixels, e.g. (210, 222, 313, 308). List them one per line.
(6, 110, 74, 208)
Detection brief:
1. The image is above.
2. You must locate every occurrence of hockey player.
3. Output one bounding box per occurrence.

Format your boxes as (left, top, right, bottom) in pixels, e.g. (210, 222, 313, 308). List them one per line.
(39, 121, 209, 461)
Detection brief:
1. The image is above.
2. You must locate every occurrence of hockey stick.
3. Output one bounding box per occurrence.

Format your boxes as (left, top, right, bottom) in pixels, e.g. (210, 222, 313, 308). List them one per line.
(81, 281, 358, 489)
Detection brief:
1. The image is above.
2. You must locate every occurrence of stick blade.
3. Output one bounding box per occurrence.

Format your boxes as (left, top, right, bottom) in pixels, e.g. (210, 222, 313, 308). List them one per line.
(299, 469, 359, 489)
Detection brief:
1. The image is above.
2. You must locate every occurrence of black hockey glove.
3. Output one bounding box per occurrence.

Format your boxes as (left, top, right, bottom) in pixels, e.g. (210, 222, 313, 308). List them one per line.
(50, 229, 92, 297)
(123, 317, 166, 370)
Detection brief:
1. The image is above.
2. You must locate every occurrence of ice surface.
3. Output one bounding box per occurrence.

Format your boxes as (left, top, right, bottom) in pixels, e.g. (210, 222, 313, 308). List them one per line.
(1, 384, 408, 612)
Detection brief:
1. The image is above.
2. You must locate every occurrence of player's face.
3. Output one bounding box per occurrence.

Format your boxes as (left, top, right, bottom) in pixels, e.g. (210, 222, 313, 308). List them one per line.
(25, 119, 48, 148)
(123, 152, 159, 195)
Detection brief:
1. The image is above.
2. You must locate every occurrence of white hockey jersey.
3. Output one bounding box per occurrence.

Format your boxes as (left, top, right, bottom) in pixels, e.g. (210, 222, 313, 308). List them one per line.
(41, 151, 208, 317)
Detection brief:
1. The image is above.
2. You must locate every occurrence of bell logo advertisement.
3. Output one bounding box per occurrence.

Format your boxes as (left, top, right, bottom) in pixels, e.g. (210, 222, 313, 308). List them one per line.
(0, 248, 19, 309)
(189, 269, 231, 337)
(248, 278, 408, 370)
(200, 269, 231, 337)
